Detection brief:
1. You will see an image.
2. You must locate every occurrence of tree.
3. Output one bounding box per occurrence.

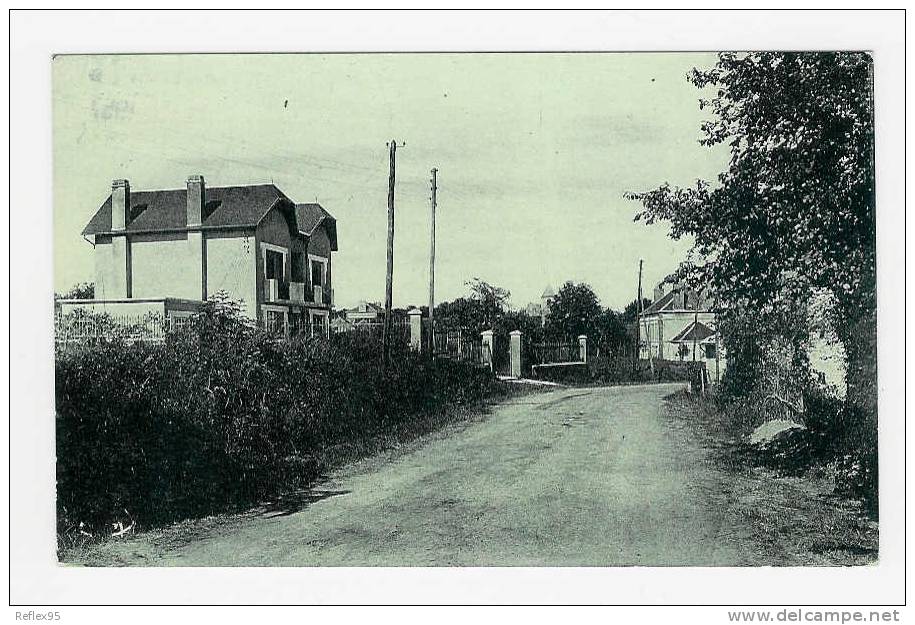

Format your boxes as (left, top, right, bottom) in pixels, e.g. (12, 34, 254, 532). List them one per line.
(434, 278, 510, 333)
(621, 297, 652, 324)
(545, 281, 602, 340)
(627, 52, 875, 417)
(55, 282, 95, 301)
(593, 308, 631, 358)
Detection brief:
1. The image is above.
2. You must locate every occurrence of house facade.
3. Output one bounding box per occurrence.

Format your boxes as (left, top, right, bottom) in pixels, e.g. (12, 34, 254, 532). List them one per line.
(75, 175, 338, 334)
(345, 301, 383, 325)
(639, 281, 726, 380)
(523, 285, 556, 327)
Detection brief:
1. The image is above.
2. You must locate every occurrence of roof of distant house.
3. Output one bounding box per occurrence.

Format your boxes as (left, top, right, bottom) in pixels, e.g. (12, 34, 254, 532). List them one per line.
(347, 301, 382, 314)
(641, 290, 678, 315)
(541, 285, 556, 298)
(669, 320, 716, 344)
(82, 183, 337, 250)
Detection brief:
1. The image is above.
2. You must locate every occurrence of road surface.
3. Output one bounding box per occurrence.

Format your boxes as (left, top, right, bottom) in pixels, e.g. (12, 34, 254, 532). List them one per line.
(88, 383, 759, 566)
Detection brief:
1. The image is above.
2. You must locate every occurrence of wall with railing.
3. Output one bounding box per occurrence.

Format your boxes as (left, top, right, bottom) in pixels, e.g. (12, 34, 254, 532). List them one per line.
(54, 312, 194, 345)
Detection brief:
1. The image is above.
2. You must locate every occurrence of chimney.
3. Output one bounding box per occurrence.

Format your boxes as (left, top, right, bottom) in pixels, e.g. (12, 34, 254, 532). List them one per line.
(653, 284, 665, 302)
(111, 179, 130, 231)
(186, 175, 205, 227)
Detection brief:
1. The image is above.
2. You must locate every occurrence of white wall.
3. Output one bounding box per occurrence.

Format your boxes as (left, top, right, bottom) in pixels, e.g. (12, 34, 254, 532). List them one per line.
(92, 237, 129, 300)
(131, 236, 200, 300)
(207, 235, 257, 319)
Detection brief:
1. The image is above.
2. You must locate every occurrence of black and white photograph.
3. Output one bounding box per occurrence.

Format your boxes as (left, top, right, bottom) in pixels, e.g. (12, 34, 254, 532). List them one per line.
(8, 8, 907, 615)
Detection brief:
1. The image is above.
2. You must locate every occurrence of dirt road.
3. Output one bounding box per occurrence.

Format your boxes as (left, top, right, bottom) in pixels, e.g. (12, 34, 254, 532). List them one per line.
(83, 383, 785, 566)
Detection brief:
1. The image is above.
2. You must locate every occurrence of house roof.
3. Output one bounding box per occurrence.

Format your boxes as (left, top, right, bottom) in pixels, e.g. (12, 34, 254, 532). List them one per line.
(541, 285, 556, 298)
(83, 184, 337, 250)
(347, 301, 382, 314)
(295, 203, 338, 251)
(83, 184, 290, 235)
(641, 290, 678, 315)
(669, 320, 717, 344)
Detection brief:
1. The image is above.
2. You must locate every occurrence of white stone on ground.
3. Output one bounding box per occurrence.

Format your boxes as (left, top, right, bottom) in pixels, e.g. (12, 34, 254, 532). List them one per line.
(749, 419, 805, 445)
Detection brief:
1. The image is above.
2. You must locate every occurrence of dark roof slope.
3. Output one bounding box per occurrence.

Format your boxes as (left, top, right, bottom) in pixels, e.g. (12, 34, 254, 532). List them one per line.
(295, 203, 338, 251)
(669, 321, 716, 344)
(641, 290, 678, 315)
(82, 184, 294, 236)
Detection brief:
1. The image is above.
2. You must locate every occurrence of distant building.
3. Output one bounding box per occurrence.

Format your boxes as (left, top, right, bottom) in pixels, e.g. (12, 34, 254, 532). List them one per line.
(639, 280, 725, 378)
(523, 285, 556, 327)
(330, 315, 355, 334)
(345, 301, 383, 324)
(64, 175, 338, 335)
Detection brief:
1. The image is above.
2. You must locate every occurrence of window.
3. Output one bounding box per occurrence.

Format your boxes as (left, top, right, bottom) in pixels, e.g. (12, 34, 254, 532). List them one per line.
(264, 309, 287, 334)
(265, 249, 284, 281)
(311, 259, 324, 287)
(310, 312, 328, 337)
(704, 343, 717, 359)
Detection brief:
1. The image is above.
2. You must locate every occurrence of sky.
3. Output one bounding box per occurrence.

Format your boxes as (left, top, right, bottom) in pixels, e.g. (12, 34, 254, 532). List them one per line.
(53, 53, 729, 311)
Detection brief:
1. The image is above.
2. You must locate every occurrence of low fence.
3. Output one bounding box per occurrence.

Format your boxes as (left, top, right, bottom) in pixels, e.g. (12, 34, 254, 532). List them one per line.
(433, 326, 483, 363)
(55, 313, 193, 345)
(331, 320, 411, 344)
(531, 340, 581, 365)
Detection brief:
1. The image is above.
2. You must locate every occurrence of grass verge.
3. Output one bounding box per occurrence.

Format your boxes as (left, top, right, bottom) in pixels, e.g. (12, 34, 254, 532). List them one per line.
(662, 391, 877, 566)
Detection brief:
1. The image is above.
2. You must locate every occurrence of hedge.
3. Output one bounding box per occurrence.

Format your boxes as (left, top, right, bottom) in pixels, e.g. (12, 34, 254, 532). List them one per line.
(56, 306, 498, 540)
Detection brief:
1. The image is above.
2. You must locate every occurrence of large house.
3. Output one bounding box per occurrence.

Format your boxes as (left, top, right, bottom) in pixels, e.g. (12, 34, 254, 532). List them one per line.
(639, 281, 726, 379)
(64, 175, 338, 334)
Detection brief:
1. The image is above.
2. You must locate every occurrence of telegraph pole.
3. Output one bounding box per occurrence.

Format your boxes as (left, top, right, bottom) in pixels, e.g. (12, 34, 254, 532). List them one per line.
(382, 139, 399, 366)
(637, 259, 654, 375)
(428, 168, 438, 359)
(635, 259, 643, 358)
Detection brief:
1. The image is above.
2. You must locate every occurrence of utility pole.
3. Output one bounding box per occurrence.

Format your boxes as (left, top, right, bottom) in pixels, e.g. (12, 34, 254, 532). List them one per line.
(637, 259, 654, 376)
(635, 259, 643, 358)
(692, 291, 699, 363)
(428, 167, 438, 359)
(382, 139, 399, 366)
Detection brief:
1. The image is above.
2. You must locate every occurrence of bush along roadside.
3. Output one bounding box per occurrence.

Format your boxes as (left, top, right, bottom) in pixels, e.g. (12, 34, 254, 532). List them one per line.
(738, 388, 878, 517)
(56, 303, 500, 546)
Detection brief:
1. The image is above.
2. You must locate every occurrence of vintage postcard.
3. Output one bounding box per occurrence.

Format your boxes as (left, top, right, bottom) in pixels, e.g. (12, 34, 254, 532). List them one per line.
(49, 49, 879, 571)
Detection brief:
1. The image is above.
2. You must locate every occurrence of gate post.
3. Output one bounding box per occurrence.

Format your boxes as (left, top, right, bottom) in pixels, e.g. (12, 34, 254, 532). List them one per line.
(510, 330, 523, 378)
(408, 308, 423, 352)
(481, 330, 494, 368)
(578, 335, 588, 363)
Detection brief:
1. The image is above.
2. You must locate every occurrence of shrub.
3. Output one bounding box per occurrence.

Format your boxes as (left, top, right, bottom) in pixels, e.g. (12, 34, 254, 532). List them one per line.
(56, 308, 498, 541)
(744, 387, 877, 515)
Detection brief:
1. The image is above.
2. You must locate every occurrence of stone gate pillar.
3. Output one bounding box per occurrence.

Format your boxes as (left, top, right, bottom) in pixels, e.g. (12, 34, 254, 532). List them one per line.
(481, 329, 494, 367)
(408, 308, 423, 352)
(510, 330, 523, 378)
(578, 335, 588, 363)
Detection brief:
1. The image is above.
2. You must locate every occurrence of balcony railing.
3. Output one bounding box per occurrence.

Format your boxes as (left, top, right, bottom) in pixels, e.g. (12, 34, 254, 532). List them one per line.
(266, 279, 331, 305)
(265, 278, 290, 302)
(289, 282, 306, 304)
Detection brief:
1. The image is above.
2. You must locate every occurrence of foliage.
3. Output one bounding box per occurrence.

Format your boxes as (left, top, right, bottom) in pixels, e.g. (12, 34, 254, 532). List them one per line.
(544, 282, 633, 358)
(56, 307, 499, 541)
(434, 278, 511, 334)
(628, 52, 874, 325)
(717, 305, 810, 410)
(746, 388, 877, 515)
(55, 281, 95, 300)
(621, 297, 652, 323)
(545, 281, 602, 340)
(626, 52, 876, 507)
